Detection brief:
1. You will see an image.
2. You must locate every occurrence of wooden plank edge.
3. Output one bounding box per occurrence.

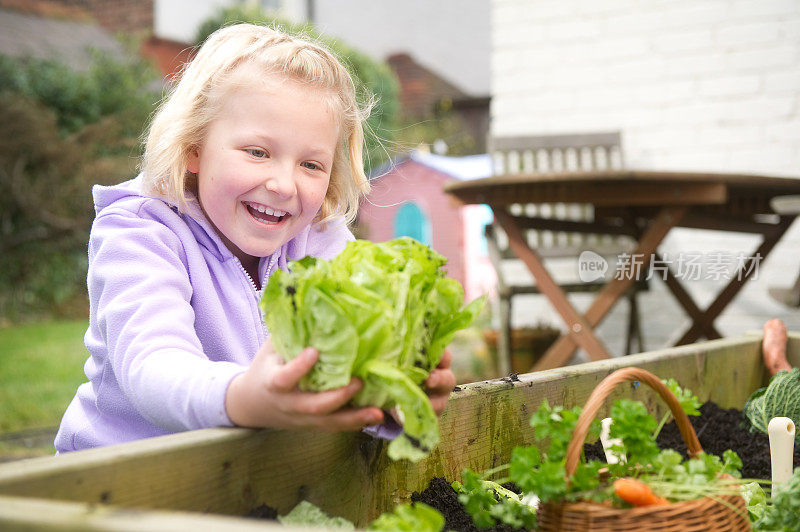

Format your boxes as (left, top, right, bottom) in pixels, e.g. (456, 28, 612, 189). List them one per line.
(456, 334, 763, 398)
(0, 494, 292, 532)
(0, 427, 255, 486)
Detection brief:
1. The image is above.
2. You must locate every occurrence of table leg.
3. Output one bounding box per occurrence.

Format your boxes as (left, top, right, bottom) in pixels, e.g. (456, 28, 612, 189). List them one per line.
(625, 291, 644, 355)
(531, 206, 687, 371)
(494, 210, 610, 361)
(655, 252, 723, 340)
(674, 215, 795, 345)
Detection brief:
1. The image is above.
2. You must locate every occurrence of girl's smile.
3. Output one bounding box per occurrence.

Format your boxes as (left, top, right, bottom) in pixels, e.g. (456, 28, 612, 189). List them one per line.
(187, 71, 339, 279)
(243, 200, 289, 225)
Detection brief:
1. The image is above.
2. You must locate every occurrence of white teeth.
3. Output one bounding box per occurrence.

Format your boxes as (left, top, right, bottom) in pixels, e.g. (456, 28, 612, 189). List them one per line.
(247, 202, 287, 217)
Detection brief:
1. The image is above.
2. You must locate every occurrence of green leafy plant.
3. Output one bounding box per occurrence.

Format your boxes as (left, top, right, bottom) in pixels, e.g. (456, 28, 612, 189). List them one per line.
(262, 237, 485, 461)
(277, 500, 354, 529)
(609, 399, 660, 467)
(741, 480, 768, 522)
(368, 502, 444, 531)
(0, 51, 157, 138)
(0, 49, 159, 321)
(742, 469, 800, 530)
(452, 470, 536, 529)
(508, 401, 605, 504)
(744, 368, 800, 444)
(456, 382, 746, 529)
(652, 378, 702, 438)
(276, 499, 444, 531)
(751, 467, 800, 531)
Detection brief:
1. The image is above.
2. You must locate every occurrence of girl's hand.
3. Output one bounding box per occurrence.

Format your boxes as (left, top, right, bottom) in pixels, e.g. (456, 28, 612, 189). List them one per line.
(225, 339, 384, 431)
(424, 348, 457, 417)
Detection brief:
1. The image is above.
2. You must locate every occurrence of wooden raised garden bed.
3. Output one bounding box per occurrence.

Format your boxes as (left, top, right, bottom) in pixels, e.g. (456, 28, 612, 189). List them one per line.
(1, 332, 798, 530)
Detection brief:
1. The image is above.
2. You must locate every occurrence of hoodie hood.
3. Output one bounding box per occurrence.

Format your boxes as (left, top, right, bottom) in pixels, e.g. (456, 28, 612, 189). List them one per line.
(91, 175, 238, 263)
(92, 174, 150, 213)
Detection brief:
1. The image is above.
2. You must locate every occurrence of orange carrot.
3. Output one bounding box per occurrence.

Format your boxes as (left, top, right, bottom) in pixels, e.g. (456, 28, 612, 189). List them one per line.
(613, 478, 669, 507)
(763, 318, 792, 376)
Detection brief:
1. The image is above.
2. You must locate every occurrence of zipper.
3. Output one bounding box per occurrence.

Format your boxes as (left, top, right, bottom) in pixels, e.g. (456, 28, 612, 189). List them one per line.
(234, 254, 278, 338)
(262, 253, 278, 290)
(258, 254, 279, 338)
(234, 258, 259, 295)
(233, 253, 278, 295)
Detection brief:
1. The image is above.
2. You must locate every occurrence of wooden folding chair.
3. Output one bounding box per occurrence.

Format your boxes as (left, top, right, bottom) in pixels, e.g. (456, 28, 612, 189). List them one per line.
(486, 132, 646, 373)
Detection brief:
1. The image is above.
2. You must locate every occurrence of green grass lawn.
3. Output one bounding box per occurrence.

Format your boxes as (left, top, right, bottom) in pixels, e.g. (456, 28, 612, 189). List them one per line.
(0, 319, 88, 434)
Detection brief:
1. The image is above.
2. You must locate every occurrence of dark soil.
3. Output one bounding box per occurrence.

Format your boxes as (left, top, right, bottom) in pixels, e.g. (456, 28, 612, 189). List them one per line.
(584, 401, 800, 480)
(246, 504, 278, 520)
(411, 476, 525, 532)
(659, 401, 799, 479)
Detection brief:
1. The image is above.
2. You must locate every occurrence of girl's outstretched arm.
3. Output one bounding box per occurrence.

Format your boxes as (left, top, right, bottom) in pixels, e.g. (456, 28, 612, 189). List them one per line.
(225, 339, 385, 431)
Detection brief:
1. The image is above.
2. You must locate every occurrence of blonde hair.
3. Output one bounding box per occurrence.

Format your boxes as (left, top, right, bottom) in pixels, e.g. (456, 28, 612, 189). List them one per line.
(141, 23, 371, 224)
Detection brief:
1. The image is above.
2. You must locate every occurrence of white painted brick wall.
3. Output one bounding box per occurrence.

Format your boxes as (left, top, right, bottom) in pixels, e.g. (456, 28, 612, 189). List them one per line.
(491, 0, 800, 345)
(491, 0, 800, 176)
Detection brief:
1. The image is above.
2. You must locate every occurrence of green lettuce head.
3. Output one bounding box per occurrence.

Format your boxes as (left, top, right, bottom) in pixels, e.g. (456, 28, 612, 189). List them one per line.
(261, 237, 485, 462)
(744, 367, 800, 444)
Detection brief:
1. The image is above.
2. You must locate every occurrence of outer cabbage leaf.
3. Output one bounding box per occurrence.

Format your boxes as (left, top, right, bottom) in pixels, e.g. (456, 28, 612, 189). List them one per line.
(261, 237, 485, 462)
(278, 500, 355, 530)
(744, 368, 800, 444)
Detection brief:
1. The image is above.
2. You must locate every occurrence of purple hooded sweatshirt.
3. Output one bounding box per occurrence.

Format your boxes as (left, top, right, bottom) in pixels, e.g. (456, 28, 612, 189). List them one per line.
(54, 176, 354, 452)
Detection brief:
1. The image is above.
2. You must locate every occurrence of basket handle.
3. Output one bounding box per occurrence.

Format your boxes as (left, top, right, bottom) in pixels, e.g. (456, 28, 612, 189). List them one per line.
(564, 367, 703, 477)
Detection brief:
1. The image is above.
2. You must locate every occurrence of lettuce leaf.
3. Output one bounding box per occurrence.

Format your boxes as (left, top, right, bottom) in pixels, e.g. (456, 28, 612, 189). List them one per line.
(753, 467, 800, 531)
(261, 237, 485, 461)
(744, 368, 800, 444)
(368, 502, 444, 531)
(278, 501, 355, 529)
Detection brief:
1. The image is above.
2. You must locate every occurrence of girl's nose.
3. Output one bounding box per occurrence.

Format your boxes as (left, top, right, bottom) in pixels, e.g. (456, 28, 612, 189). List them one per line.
(264, 165, 297, 197)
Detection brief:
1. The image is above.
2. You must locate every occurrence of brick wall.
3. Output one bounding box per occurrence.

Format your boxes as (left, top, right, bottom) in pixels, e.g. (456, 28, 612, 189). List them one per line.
(492, 0, 800, 176)
(387, 52, 467, 117)
(491, 0, 800, 338)
(8, 0, 155, 33)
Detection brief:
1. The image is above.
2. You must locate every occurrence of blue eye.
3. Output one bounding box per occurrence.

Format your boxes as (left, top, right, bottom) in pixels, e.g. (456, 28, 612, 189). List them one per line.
(302, 161, 321, 171)
(246, 148, 268, 159)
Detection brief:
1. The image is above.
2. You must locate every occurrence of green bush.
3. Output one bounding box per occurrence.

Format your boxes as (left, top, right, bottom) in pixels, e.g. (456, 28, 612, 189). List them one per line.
(0, 51, 157, 139)
(0, 51, 160, 322)
(195, 5, 400, 171)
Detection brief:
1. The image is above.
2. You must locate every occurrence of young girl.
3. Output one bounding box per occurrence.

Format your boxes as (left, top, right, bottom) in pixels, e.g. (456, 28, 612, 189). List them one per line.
(55, 24, 455, 453)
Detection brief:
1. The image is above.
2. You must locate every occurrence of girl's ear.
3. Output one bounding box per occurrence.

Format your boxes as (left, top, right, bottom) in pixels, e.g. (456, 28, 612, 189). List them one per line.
(186, 148, 200, 174)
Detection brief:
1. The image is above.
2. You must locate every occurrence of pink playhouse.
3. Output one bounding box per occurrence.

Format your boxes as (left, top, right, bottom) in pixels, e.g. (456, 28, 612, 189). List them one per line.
(357, 151, 495, 301)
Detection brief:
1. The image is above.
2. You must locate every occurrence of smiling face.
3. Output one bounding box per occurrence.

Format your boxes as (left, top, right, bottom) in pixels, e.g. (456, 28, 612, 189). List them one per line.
(188, 72, 339, 273)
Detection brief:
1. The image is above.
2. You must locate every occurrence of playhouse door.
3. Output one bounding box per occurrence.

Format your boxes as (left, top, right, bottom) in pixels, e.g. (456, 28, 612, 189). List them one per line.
(394, 202, 431, 246)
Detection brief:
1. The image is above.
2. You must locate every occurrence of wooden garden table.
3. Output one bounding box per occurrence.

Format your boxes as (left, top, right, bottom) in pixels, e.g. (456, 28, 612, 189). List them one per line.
(444, 170, 800, 371)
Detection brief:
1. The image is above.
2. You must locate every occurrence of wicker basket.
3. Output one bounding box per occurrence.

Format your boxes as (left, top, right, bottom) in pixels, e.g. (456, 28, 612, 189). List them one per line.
(536, 367, 751, 531)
